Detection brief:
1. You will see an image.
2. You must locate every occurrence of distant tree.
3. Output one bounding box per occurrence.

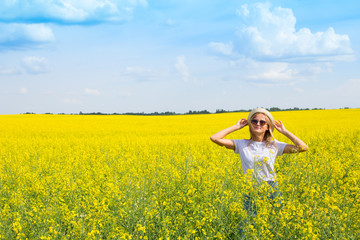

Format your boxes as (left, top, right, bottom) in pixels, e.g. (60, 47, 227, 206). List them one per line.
(33, 106, 338, 116)
(269, 107, 281, 111)
(186, 110, 210, 114)
(216, 109, 227, 113)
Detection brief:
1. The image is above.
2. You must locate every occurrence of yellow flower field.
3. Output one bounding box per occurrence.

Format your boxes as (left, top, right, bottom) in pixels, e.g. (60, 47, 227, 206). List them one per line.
(0, 109, 359, 239)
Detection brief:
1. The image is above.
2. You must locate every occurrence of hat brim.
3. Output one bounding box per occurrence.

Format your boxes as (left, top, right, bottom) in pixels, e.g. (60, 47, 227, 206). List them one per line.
(248, 108, 274, 131)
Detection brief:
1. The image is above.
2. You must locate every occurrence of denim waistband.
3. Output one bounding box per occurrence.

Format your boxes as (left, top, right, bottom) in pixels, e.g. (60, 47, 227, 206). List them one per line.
(266, 181, 278, 188)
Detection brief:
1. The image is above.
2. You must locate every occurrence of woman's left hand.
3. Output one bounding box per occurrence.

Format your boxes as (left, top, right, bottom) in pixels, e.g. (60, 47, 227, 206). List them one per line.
(274, 120, 287, 134)
(274, 119, 309, 153)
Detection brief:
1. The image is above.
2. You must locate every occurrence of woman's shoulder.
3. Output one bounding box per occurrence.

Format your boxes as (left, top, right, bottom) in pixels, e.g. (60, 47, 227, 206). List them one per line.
(233, 139, 250, 145)
(273, 139, 288, 149)
(233, 139, 249, 142)
(274, 139, 287, 146)
(233, 139, 250, 153)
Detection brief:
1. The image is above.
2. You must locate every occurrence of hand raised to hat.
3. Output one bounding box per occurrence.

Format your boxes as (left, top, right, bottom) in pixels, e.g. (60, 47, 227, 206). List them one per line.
(274, 120, 287, 134)
(236, 118, 248, 130)
(274, 119, 309, 153)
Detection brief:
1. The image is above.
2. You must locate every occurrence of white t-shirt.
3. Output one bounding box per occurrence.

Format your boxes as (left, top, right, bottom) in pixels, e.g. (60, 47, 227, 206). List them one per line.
(233, 139, 287, 182)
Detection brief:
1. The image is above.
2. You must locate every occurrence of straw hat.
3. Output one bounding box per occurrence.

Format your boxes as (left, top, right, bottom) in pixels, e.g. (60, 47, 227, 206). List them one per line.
(247, 108, 275, 131)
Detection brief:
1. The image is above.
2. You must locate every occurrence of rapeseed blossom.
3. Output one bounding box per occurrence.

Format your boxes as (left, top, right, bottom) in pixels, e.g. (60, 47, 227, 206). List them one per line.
(0, 109, 359, 239)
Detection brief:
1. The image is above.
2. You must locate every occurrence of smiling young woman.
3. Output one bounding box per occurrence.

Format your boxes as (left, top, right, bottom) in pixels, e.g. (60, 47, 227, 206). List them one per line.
(210, 107, 309, 234)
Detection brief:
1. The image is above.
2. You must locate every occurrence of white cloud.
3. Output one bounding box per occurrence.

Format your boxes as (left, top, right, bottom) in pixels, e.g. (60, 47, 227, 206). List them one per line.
(302, 62, 333, 75)
(21, 24, 55, 42)
(0, 0, 148, 24)
(19, 88, 28, 94)
(229, 60, 335, 86)
(207, 3, 354, 87)
(244, 62, 300, 86)
(0, 56, 52, 75)
(234, 2, 354, 61)
(237, 4, 250, 17)
(124, 66, 156, 81)
(0, 65, 22, 75)
(63, 98, 81, 104)
(166, 19, 175, 26)
(247, 61, 334, 82)
(249, 69, 297, 81)
(0, 23, 55, 49)
(208, 42, 233, 56)
(293, 88, 303, 93)
(21, 56, 51, 74)
(85, 88, 100, 96)
(0, 1, 146, 51)
(175, 55, 191, 82)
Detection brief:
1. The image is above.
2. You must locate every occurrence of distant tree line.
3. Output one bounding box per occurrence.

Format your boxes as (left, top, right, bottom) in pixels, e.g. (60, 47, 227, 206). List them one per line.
(20, 107, 351, 116)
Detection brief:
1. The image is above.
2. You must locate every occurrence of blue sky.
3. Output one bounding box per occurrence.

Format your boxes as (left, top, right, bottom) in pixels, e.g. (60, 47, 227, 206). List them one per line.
(0, 0, 359, 114)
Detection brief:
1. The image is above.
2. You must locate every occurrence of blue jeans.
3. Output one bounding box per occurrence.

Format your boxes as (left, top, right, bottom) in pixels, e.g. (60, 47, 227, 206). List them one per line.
(239, 181, 282, 237)
(243, 181, 282, 216)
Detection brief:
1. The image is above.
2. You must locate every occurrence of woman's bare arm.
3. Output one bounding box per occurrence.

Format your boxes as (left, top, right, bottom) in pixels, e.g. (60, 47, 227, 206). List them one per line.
(210, 118, 248, 150)
(274, 120, 309, 153)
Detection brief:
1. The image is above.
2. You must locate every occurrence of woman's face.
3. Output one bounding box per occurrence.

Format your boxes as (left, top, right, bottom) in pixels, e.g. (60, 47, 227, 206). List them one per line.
(250, 113, 269, 134)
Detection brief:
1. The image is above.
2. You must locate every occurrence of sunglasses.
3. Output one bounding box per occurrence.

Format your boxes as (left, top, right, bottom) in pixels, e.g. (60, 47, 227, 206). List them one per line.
(251, 119, 267, 126)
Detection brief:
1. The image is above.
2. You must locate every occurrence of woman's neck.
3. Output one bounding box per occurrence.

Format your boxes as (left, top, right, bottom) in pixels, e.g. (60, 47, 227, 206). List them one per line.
(251, 134, 265, 142)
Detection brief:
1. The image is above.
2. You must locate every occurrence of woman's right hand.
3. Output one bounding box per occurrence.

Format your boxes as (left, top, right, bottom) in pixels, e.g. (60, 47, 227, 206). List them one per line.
(236, 118, 248, 129)
(210, 118, 248, 150)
